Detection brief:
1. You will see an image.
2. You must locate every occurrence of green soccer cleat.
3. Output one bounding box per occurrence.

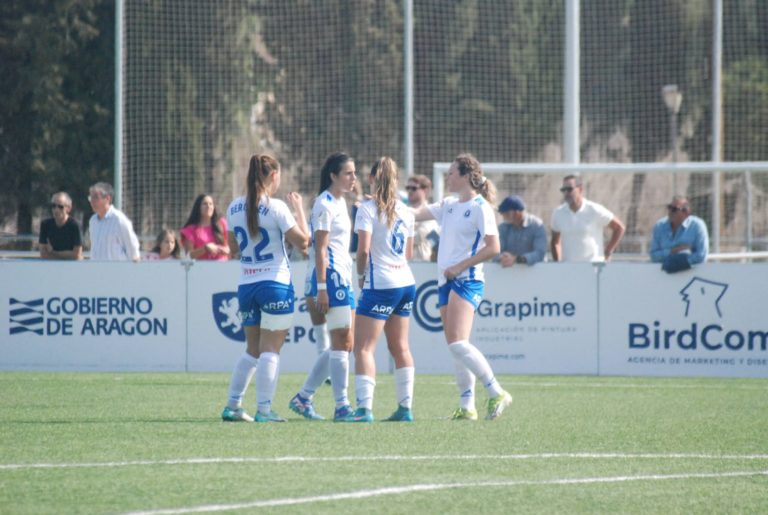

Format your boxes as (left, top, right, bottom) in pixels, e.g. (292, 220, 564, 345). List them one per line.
(383, 405, 413, 422)
(485, 391, 513, 420)
(289, 394, 325, 420)
(333, 404, 355, 422)
(347, 407, 374, 423)
(254, 410, 286, 423)
(221, 406, 253, 422)
(450, 407, 479, 421)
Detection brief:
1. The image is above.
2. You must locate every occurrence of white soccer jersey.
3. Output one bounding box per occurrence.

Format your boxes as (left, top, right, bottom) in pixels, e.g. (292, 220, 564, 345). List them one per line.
(428, 196, 498, 285)
(355, 199, 415, 290)
(227, 195, 296, 285)
(309, 190, 353, 285)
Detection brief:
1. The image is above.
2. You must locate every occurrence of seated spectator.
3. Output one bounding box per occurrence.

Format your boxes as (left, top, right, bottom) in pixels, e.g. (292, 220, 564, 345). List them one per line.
(39, 192, 83, 260)
(88, 182, 141, 262)
(494, 195, 546, 267)
(180, 194, 230, 261)
(650, 195, 709, 273)
(144, 229, 181, 260)
(551, 175, 625, 262)
(406, 174, 439, 262)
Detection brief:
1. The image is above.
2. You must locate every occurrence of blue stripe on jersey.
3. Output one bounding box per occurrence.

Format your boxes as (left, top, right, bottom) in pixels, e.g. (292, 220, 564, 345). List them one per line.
(368, 258, 374, 289)
(279, 229, 290, 267)
(328, 247, 335, 269)
(325, 192, 332, 202)
(469, 229, 481, 280)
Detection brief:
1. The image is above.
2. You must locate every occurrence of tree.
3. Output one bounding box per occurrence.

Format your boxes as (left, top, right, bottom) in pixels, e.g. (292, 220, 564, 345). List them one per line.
(0, 0, 113, 245)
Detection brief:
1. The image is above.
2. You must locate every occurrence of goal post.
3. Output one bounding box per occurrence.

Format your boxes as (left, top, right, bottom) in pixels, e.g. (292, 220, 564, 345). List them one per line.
(432, 161, 768, 255)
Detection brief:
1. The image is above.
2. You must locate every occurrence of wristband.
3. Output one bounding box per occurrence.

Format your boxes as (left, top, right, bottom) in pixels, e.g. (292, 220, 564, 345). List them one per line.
(357, 273, 365, 279)
(317, 283, 327, 291)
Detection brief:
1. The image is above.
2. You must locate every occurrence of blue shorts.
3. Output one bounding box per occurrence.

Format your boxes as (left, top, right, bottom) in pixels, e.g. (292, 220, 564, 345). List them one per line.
(356, 285, 416, 320)
(306, 267, 356, 309)
(237, 281, 295, 327)
(437, 279, 485, 310)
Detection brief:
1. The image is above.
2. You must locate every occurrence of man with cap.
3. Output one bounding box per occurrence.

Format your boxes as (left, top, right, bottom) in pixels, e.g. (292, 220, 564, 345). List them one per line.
(495, 195, 547, 267)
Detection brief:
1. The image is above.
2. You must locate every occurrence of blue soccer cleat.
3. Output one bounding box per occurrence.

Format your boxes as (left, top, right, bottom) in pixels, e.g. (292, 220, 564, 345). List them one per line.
(383, 405, 413, 422)
(333, 404, 355, 422)
(221, 406, 253, 422)
(289, 393, 325, 420)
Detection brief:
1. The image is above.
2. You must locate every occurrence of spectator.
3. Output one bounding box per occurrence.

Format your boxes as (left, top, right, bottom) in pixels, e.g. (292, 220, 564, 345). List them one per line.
(39, 192, 83, 260)
(650, 195, 709, 273)
(494, 195, 546, 267)
(406, 174, 439, 262)
(143, 229, 181, 260)
(180, 194, 230, 261)
(550, 175, 625, 262)
(87, 182, 141, 262)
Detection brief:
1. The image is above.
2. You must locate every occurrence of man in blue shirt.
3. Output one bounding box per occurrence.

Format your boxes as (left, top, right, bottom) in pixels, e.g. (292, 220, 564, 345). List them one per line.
(650, 195, 709, 273)
(495, 195, 547, 266)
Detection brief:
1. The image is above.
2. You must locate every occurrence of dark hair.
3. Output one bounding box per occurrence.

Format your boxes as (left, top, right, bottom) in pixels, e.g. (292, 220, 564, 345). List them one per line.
(184, 194, 225, 244)
(318, 152, 352, 194)
(563, 174, 583, 187)
(454, 153, 496, 203)
(246, 154, 280, 237)
(151, 229, 181, 259)
(408, 174, 432, 191)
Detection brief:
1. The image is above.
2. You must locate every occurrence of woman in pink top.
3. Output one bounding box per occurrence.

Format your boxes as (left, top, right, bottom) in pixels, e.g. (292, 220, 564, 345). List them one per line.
(180, 194, 230, 260)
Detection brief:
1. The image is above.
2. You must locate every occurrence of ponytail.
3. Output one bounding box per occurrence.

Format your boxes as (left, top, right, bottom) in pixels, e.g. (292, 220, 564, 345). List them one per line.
(371, 157, 399, 227)
(455, 153, 496, 204)
(246, 154, 280, 237)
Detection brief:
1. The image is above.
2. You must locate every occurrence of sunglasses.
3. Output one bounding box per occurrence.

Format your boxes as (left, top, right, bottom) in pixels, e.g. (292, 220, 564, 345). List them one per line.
(405, 185, 423, 192)
(50, 203, 67, 210)
(560, 186, 576, 193)
(667, 205, 689, 213)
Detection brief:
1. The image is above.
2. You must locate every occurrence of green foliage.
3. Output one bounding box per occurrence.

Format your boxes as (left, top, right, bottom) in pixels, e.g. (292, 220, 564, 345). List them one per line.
(0, 0, 113, 238)
(724, 57, 768, 161)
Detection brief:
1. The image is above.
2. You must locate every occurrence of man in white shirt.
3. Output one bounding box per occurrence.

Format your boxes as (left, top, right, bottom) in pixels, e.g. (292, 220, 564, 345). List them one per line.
(87, 182, 141, 262)
(550, 175, 625, 262)
(405, 174, 439, 262)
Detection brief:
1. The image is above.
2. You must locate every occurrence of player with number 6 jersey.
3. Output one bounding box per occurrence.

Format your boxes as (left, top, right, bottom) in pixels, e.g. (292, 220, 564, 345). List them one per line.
(346, 157, 417, 423)
(220, 154, 310, 423)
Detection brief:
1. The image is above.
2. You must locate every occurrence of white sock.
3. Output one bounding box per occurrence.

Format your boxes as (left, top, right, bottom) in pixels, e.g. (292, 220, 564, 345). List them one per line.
(256, 352, 280, 415)
(355, 374, 376, 410)
(226, 353, 258, 409)
(314, 323, 330, 354)
(330, 350, 350, 408)
(394, 366, 414, 409)
(299, 349, 330, 399)
(453, 359, 476, 410)
(449, 340, 503, 398)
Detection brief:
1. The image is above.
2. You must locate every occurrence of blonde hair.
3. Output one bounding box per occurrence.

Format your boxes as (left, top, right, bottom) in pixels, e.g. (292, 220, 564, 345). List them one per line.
(370, 157, 399, 228)
(454, 153, 496, 204)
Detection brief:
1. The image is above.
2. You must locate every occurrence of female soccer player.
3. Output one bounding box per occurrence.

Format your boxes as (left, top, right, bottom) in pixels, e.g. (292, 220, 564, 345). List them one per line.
(347, 157, 416, 422)
(413, 153, 513, 421)
(221, 154, 310, 423)
(289, 152, 357, 421)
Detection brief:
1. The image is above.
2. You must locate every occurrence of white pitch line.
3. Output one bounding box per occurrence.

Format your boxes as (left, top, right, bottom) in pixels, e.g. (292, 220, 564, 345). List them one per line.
(123, 469, 768, 514)
(2, 453, 768, 471)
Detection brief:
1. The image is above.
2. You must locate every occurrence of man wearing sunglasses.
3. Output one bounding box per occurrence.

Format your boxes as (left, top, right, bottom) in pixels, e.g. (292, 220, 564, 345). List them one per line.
(551, 175, 625, 262)
(38, 192, 83, 260)
(406, 174, 439, 262)
(650, 195, 709, 273)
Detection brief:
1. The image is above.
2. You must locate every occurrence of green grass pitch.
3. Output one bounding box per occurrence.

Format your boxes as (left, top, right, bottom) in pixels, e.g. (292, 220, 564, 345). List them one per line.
(1, 372, 766, 513)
